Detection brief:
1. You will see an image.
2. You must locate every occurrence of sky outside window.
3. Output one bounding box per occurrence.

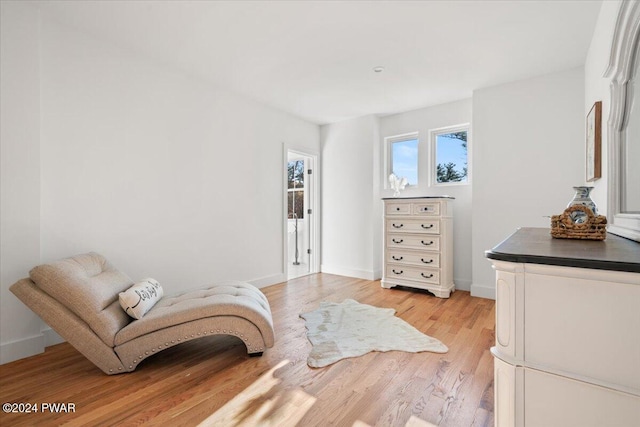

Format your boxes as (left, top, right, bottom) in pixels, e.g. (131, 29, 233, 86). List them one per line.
(436, 132, 468, 183)
(391, 138, 418, 185)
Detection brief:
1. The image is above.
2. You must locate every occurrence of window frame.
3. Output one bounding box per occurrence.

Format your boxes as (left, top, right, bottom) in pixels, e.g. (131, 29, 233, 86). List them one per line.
(430, 124, 471, 187)
(384, 132, 420, 189)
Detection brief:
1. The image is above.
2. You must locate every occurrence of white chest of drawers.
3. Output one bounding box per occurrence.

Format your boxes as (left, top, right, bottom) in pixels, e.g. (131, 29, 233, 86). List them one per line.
(381, 197, 454, 298)
(486, 228, 640, 427)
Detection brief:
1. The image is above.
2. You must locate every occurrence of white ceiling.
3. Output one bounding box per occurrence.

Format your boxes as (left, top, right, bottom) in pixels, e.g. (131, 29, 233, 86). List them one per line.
(36, 0, 602, 125)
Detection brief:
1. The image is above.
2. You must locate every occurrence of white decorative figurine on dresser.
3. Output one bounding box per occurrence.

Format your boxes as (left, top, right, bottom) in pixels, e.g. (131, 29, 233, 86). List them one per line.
(381, 197, 454, 298)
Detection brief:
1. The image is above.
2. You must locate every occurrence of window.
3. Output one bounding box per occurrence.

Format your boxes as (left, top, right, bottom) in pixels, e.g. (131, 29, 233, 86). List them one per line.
(386, 133, 419, 187)
(288, 160, 304, 219)
(432, 126, 469, 185)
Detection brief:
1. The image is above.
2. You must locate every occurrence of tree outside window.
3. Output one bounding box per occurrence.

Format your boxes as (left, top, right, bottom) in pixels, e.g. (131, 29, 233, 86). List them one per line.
(288, 160, 304, 219)
(434, 129, 468, 184)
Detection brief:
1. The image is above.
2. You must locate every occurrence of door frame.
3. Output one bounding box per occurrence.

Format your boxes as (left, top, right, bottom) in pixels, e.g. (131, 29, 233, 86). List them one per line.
(283, 145, 320, 279)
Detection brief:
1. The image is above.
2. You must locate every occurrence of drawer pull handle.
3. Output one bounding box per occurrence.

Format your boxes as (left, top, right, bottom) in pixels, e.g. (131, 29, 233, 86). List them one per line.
(421, 258, 433, 264)
(421, 240, 434, 246)
(392, 238, 404, 244)
(421, 224, 434, 229)
(422, 207, 429, 212)
(396, 207, 401, 211)
(392, 223, 404, 228)
(421, 273, 434, 279)
(392, 256, 404, 261)
(392, 269, 404, 275)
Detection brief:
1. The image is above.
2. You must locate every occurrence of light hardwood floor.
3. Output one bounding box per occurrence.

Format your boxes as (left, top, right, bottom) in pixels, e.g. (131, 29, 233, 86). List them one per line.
(0, 274, 495, 427)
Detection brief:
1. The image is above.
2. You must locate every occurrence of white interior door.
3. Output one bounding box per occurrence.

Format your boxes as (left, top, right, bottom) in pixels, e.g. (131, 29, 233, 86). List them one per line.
(286, 151, 316, 279)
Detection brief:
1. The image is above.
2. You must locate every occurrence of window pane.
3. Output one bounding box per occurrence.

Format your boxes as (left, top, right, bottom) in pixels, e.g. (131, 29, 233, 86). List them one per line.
(288, 160, 304, 219)
(391, 138, 418, 185)
(288, 160, 304, 189)
(436, 131, 468, 183)
(288, 190, 304, 219)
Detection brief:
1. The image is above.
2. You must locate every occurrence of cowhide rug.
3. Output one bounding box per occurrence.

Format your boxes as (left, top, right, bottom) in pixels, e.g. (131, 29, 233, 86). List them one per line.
(299, 299, 448, 368)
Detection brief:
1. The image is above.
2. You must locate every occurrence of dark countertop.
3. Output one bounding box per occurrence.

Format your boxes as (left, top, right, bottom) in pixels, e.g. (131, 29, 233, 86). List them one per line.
(382, 196, 455, 200)
(485, 227, 640, 273)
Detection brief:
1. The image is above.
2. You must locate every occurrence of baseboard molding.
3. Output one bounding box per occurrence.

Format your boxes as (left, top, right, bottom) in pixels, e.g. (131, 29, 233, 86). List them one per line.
(43, 327, 65, 347)
(320, 264, 379, 281)
(0, 333, 44, 365)
(453, 278, 472, 292)
(248, 273, 287, 289)
(470, 283, 495, 300)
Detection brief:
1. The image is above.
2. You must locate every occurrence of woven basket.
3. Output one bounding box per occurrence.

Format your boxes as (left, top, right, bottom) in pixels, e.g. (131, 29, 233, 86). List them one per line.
(550, 205, 607, 240)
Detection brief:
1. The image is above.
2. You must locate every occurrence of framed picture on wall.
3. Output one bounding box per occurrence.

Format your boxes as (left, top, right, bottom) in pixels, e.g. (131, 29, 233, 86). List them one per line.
(586, 101, 602, 181)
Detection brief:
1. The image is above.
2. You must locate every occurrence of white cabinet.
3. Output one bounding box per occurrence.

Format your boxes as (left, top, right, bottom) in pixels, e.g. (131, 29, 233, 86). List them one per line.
(381, 197, 454, 298)
(487, 228, 640, 427)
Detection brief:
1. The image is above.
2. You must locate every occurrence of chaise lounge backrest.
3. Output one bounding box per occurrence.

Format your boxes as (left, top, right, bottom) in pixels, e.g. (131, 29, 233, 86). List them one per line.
(29, 252, 134, 347)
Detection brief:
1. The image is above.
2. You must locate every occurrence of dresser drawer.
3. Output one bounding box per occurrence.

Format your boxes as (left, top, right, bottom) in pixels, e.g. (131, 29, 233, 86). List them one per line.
(387, 234, 440, 251)
(385, 202, 411, 215)
(386, 219, 440, 234)
(386, 264, 440, 285)
(387, 251, 440, 268)
(412, 202, 440, 216)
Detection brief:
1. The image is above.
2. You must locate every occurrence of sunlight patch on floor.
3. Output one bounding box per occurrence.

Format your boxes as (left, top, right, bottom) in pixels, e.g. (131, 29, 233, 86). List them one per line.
(198, 360, 316, 427)
(353, 415, 437, 427)
(405, 415, 438, 427)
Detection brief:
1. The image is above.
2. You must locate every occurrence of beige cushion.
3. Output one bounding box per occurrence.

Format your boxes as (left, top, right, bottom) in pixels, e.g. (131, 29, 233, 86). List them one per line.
(29, 253, 133, 347)
(119, 278, 163, 319)
(115, 281, 274, 347)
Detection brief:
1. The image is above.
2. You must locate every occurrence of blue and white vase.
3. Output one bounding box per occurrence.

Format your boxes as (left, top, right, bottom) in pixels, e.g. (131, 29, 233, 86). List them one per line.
(567, 186, 597, 223)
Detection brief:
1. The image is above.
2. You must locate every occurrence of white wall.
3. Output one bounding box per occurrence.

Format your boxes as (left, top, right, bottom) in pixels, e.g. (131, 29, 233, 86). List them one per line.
(0, 1, 43, 364)
(320, 115, 381, 279)
(471, 67, 585, 298)
(322, 70, 587, 298)
(379, 99, 473, 290)
(320, 100, 473, 289)
(0, 11, 319, 363)
(39, 17, 318, 288)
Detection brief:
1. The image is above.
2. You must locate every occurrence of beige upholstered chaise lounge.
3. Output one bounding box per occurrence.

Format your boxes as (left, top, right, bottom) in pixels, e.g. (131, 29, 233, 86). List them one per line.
(10, 253, 275, 375)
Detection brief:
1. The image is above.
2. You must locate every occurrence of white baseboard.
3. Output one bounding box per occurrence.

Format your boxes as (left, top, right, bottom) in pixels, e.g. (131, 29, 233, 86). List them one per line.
(43, 327, 65, 346)
(1, 327, 67, 365)
(320, 264, 379, 281)
(453, 278, 472, 292)
(248, 273, 287, 289)
(0, 334, 44, 365)
(471, 283, 495, 300)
